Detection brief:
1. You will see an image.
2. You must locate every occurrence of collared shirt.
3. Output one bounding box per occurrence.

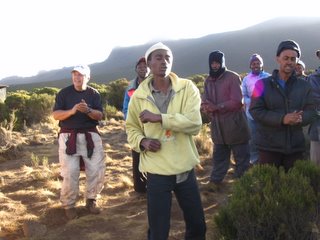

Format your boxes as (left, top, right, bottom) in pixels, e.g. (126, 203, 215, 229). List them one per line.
(149, 80, 189, 183)
(149, 81, 174, 113)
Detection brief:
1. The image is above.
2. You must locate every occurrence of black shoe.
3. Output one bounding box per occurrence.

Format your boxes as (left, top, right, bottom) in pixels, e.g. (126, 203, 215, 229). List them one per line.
(85, 199, 100, 214)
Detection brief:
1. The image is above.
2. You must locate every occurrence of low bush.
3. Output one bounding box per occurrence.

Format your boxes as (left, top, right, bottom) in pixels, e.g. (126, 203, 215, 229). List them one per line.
(214, 163, 318, 240)
(104, 104, 124, 120)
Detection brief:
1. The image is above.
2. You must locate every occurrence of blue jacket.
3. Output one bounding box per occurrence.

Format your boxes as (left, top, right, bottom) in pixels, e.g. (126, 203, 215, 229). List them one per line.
(241, 71, 270, 120)
(122, 78, 139, 120)
(307, 68, 320, 141)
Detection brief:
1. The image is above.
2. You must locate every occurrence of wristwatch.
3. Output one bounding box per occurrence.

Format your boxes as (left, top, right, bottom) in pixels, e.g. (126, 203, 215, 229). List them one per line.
(86, 108, 92, 114)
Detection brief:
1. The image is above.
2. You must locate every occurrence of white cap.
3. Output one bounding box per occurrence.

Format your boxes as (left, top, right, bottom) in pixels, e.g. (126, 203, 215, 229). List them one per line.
(145, 42, 172, 61)
(72, 64, 90, 77)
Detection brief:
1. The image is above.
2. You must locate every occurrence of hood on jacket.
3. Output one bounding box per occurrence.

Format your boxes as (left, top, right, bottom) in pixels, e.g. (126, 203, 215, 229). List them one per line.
(209, 51, 226, 78)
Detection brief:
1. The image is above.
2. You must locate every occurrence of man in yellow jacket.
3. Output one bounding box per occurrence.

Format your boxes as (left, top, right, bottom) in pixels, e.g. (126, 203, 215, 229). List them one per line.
(126, 42, 206, 240)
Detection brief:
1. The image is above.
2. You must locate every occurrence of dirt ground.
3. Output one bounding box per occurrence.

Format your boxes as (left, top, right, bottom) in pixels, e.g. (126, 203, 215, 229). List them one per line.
(0, 120, 234, 240)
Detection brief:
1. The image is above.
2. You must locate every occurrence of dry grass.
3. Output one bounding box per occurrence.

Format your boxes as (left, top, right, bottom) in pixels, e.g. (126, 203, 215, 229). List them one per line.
(0, 119, 234, 240)
(194, 124, 213, 157)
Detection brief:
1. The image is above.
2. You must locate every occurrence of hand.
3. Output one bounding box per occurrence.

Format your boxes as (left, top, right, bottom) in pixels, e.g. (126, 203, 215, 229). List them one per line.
(282, 110, 303, 125)
(139, 110, 162, 123)
(140, 138, 161, 152)
(201, 100, 218, 113)
(75, 99, 90, 114)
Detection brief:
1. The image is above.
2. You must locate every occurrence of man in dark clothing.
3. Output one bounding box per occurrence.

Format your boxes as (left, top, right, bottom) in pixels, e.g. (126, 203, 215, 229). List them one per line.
(201, 51, 250, 192)
(307, 49, 320, 164)
(250, 40, 316, 171)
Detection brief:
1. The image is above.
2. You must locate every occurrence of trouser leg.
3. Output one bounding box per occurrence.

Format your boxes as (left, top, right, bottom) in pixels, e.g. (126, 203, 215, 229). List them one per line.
(147, 173, 174, 240)
(132, 150, 147, 193)
(231, 143, 250, 178)
(174, 170, 206, 240)
(210, 144, 231, 183)
(82, 132, 106, 200)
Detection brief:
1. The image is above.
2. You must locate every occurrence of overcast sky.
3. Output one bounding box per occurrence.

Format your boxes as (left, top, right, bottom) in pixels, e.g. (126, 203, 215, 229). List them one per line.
(0, 0, 318, 80)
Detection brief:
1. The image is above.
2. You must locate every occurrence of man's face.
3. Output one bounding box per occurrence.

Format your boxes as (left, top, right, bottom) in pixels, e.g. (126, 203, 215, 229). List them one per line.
(210, 61, 221, 72)
(148, 49, 172, 78)
(250, 60, 263, 75)
(276, 49, 298, 75)
(295, 64, 304, 76)
(72, 71, 89, 90)
(136, 62, 149, 79)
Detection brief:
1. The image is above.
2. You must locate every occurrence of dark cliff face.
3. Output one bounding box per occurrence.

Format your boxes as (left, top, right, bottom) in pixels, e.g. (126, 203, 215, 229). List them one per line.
(2, 17, 320, 90)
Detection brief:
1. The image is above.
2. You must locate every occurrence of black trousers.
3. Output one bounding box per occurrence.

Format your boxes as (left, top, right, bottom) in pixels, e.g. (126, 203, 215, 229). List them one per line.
(259, 150, 304, 172)
(132, 150, 147, 193)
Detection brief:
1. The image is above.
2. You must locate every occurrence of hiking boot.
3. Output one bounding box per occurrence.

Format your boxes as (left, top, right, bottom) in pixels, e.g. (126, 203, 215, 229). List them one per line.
(85, 199, 101, 214)
(65, 208, 77, 220)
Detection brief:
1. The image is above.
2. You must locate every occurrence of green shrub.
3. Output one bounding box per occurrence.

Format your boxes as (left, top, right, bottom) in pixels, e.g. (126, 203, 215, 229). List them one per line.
(104, 104, 123, 120)
(105, 78, 128, 110)
(0, 102, 9, 123)
(214, 164, 317, 240)
(289, 160, 320, 224)
(5, 92, 30, 130)
(88, 82, 109, 107)
(32, 87, 60, 95)
(4, 91, 55, 130)
(24, 93, 55, 125)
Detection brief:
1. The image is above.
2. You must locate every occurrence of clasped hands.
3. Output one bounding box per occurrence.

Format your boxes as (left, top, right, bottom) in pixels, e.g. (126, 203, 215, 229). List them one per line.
(283, 110, 303, 125)
(72, 99, 91, 114)
(200, 100, 218, 113)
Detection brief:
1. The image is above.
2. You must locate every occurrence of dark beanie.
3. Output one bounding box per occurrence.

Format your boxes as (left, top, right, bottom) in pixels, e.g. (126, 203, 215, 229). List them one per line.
(276, 40, 301, 58)
(209, 51, 225, 68)
(209, 51, 226, 78)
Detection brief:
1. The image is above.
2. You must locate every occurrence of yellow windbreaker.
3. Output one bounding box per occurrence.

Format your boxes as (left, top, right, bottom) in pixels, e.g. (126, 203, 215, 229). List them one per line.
(126, 72, 202, 175)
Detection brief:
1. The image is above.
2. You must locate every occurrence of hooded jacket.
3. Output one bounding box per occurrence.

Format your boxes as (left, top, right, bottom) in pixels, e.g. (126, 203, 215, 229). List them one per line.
(126, 72, 202, 175)
(250, 70, 316, 153)
(203, 70, 250, 144)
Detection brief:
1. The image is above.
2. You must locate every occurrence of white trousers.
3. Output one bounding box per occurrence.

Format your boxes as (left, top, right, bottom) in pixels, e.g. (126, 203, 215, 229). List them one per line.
(58, 132, 106, 209)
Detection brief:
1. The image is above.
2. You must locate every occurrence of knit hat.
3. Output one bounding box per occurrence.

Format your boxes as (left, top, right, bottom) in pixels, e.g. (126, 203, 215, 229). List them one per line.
(276, 40, 301, 58)
(145, 42, 172, 61)
(209, 51, 226, 78)
(249, 53, 263, 66)
(209, 50, 225, 68)
(135, 57, 146, 68)
(297, 59, 305, 69)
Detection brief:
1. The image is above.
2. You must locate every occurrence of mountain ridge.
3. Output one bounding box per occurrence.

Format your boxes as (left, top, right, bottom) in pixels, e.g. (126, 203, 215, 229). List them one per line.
(2, 17, 320, 90)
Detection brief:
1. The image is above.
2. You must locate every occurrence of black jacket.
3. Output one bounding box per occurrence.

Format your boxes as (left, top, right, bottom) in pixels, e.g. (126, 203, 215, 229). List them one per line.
(249, 70, 316, 154)
(307, 68, 320, 141)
